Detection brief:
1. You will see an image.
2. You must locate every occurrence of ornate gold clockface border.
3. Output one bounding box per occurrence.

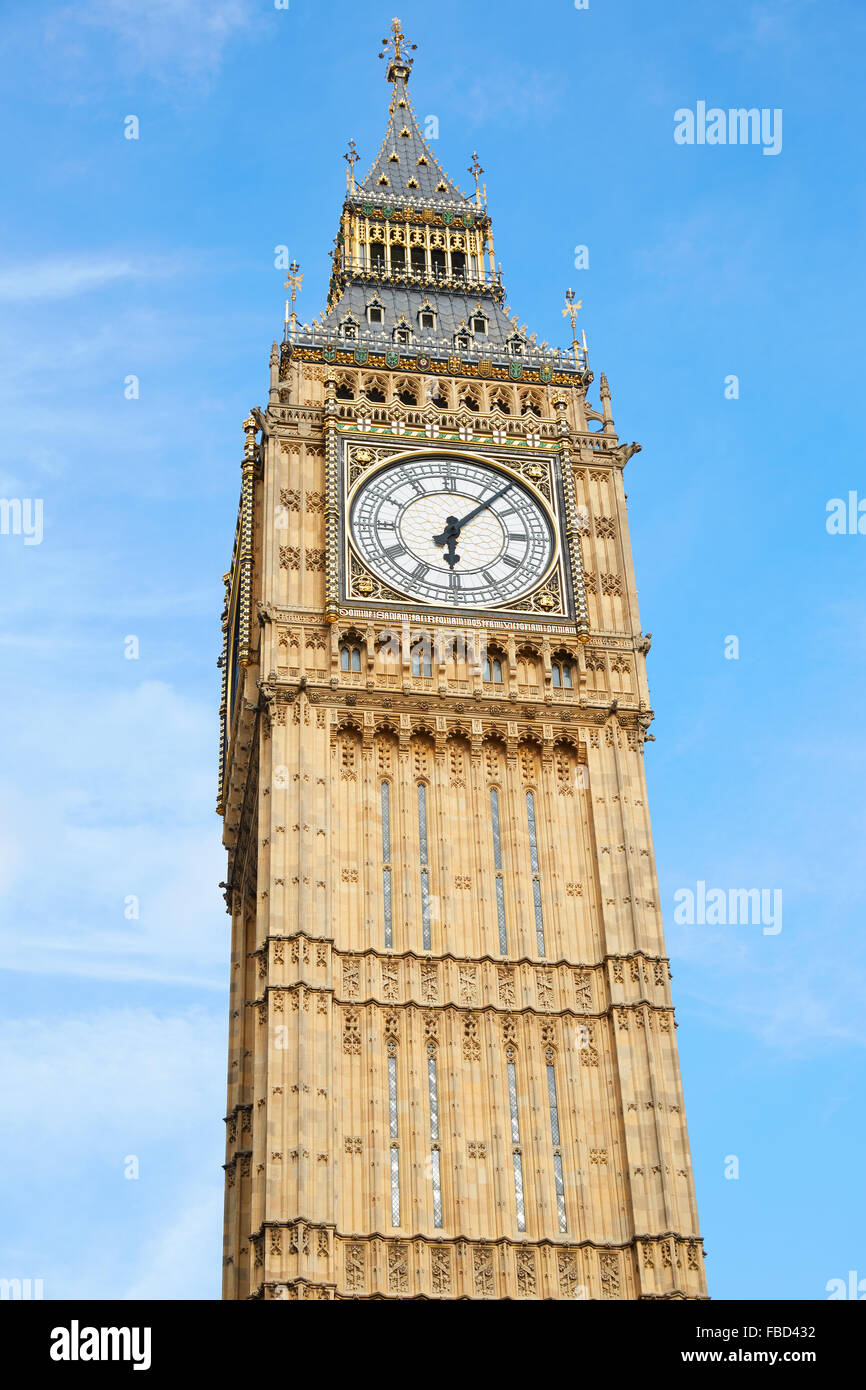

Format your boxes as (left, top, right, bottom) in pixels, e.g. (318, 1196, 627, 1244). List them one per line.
(339, 437, 570, 619)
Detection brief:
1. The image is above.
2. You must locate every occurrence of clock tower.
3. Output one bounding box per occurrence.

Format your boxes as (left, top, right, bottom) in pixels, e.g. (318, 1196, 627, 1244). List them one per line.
(218, 19, 707, 1300)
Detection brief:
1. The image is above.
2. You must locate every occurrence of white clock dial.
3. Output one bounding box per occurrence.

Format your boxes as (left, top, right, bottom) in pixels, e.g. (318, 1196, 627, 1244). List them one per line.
(349, 454, 554, 607)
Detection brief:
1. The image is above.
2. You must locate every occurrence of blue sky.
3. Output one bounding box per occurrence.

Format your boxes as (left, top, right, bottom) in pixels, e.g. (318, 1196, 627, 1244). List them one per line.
(1, 0, 864, 1301)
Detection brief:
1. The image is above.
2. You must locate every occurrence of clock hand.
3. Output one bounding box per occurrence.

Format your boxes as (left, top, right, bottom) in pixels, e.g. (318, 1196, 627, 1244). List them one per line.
(442, 532, 460, 569)
(432, 482, 514, 548)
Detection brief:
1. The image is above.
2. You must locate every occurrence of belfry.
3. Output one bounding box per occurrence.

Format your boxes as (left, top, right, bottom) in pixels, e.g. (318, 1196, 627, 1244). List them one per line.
(218, 19, 707, 1300)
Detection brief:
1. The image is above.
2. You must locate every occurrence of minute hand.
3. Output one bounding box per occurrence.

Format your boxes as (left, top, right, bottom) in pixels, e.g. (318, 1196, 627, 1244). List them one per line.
(432, 482, 514, 545)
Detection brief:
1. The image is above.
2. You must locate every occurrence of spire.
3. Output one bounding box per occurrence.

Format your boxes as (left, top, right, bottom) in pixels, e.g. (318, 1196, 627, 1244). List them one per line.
(286, 18, 589, 387)
(378, 17, 416, 83)
(358, 18, 469, 206)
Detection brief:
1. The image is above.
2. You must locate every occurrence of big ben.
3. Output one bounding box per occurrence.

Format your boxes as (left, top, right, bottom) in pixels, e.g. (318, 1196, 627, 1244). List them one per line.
(217, 19, 707, 1300)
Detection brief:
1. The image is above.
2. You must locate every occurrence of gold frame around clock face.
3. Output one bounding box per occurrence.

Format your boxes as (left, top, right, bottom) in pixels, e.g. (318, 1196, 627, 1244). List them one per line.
(347, 450, 559, 610)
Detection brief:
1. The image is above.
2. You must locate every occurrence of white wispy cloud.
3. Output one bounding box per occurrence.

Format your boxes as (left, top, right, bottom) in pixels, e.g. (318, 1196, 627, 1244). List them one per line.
(0, 253, 188, 303)
(0, 1007, 225, 1158)
(48, 0, 258, 87)
(0, 1007, 225, 1298)
(717, 0, 819, 55)
(0, 680, 229, 988)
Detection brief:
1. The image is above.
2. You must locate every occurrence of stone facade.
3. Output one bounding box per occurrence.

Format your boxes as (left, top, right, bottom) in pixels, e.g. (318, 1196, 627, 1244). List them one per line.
(217, 21, 707, 1301)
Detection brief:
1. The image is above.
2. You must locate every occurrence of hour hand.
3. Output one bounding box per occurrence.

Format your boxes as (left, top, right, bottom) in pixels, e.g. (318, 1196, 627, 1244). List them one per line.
(432, 514, 460, 548)
(433, 483, 513, 548)
(432, 515, 461, 569)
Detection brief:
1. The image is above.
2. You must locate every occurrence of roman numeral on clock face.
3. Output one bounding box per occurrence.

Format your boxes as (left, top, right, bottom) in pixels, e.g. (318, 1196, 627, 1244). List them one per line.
(350, 454, 554, 607)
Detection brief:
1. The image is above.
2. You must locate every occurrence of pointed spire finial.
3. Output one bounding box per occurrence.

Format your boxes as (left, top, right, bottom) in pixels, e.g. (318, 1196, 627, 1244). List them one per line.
(344, 137, 359, 191)
(284, 260, 303, 342)
(562, 289, 588, 369)
(379, 17, 417, 82)
(468, 151, 484, 208)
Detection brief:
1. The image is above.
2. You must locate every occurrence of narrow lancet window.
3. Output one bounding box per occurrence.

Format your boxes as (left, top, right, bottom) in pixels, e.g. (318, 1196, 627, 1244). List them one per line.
(546, 1051, 567, 1231)
(526, 791, 546, 955)
(388, 1040, 400, 1226)
(507, 1048, 526, 1231)
(381, 781, 393, 949)
(428, 1044, 443, 1227)
(418, 783, 431, 950)
(490, 787, 507, 953)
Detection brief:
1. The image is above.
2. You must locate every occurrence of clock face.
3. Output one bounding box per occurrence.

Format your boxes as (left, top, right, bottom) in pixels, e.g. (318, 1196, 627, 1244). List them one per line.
(349, 454, 555, 608)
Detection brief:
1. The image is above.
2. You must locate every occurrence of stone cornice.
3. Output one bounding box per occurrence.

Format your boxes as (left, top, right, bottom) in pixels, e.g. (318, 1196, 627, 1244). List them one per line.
(253, 931, 670, 975)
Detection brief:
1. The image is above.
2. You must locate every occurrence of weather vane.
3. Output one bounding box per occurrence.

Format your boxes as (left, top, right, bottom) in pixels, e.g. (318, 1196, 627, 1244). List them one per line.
(562, 288, 588, 368)
(285, 260, 303, 341)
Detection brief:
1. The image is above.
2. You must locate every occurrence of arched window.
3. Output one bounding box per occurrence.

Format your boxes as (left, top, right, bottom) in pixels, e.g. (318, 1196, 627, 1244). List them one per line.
(552, 659, 573, 689)
(483, 654, 503, 683)
(411, 642, 432, 678)
(491, 395, 511, 415)
(340, 643, 362, 673)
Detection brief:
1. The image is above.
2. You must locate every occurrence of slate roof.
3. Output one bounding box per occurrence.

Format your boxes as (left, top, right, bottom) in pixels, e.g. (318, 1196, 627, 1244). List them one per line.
(292, 36, 579, 375)
(356, 70, 472, 209)
(320, 284, 521, 351)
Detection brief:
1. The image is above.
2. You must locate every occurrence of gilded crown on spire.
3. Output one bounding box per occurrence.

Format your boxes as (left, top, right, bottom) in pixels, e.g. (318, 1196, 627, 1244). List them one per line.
(379, 17, 416, 82)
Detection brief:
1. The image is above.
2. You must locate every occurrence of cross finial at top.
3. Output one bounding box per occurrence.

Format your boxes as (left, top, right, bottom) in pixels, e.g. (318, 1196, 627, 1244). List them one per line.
(344, 137, 359, 191)
(468, 151, 485, 208)
(379, 17, 417, 80)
